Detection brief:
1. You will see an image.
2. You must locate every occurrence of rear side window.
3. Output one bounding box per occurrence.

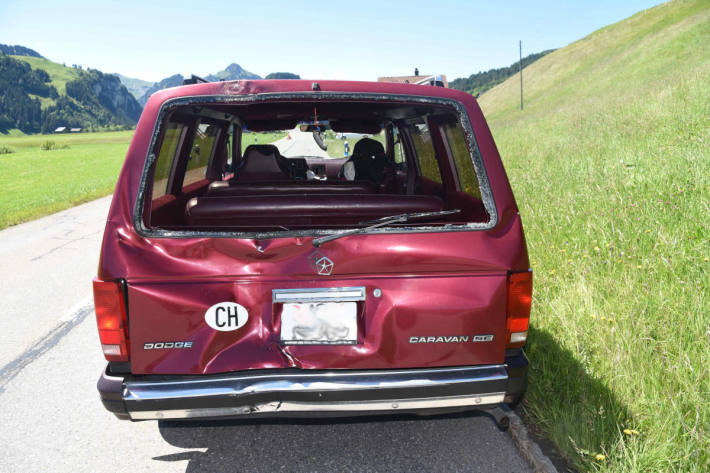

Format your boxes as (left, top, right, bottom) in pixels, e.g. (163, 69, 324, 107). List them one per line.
(152, 121, 184, 199)
(183, 122, 218, 190)
(443, 121, 482, 200)
(409, 124, 442, 184)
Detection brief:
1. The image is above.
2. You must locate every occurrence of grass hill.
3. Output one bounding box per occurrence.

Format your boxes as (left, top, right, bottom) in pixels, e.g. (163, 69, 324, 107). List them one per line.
(13, 56, 81, 96)
(478, 1, 709, 471)
(449, 49, 554, 96)
(0, 44, 43, 58)
(0, 50, 142, 134)
(265, 72, 300, 79)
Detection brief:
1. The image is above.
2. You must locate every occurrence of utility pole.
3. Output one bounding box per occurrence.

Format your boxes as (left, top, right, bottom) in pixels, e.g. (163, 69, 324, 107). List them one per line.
(519, 40, 523, 111)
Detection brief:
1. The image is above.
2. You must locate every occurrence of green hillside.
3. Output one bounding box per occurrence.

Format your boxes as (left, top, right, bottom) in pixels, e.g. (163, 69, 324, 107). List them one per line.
(479, 1, 709, 471)
(449, 49, 554, 97)
(15, 56, 81, 96)
(0, 50, 142, 134)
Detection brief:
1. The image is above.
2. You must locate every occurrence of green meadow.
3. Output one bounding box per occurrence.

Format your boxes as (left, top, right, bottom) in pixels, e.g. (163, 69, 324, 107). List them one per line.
(479, 1, 709, 471)
(0, 130, 132, 229)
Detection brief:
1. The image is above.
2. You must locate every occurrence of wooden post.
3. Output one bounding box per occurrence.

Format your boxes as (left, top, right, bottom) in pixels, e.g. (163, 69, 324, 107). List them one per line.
(519, 40, 523, 111)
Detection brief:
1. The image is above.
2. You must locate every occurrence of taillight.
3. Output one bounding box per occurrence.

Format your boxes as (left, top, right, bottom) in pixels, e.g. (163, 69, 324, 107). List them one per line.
(506, 270, 532, 348)
(93, 278, 129, 362)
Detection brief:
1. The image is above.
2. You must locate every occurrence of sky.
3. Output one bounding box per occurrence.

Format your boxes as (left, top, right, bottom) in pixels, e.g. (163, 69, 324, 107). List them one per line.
(0, 0, 663, 83)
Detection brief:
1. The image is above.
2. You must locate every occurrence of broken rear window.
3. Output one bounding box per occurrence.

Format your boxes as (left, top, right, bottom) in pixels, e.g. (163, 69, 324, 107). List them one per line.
(142, 97, 494, 236)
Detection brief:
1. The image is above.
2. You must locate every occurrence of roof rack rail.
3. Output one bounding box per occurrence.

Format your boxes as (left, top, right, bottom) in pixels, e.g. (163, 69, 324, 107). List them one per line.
(183, 75, 209, 85)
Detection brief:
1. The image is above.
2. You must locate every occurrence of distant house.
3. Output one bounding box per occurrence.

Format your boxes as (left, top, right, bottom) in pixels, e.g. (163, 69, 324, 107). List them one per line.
(378, 69, 448, 88)
(54, 127, 67, 133)
(70, 128, 82, 133)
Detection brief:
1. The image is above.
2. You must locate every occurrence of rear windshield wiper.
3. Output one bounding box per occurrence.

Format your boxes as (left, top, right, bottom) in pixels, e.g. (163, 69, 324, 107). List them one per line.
(312, 209, 461, 247)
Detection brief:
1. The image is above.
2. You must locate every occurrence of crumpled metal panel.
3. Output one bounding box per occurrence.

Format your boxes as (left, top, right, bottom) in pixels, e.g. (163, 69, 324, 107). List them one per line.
(128, 273, 507, 374)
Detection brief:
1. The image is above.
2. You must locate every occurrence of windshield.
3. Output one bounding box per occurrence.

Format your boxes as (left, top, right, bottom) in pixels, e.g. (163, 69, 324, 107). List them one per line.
(242, 127, 385, 159)
(142, 98, 495, 237)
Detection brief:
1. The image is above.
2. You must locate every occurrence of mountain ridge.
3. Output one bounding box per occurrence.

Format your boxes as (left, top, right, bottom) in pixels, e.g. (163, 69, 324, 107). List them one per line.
(0, 46, 143, 134)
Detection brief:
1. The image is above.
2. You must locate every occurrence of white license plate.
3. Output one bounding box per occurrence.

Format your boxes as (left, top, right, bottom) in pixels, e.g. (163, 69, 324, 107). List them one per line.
(280, 302, 357, 345)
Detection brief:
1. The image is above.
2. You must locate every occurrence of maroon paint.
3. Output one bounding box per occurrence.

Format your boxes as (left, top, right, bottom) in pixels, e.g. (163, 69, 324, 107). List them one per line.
(98, 80, 529, 375)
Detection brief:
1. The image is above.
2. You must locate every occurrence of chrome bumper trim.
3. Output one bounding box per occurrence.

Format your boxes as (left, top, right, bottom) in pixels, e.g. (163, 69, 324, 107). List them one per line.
(121, 365, 508, 420)
(272, 286, 367, 303)
(129, 393, 506, 420)
(125, 365, 507, 401)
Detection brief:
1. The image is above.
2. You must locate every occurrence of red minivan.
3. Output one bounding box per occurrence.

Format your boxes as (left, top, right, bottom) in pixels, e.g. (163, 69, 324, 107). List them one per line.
(94, 79, 532, 420)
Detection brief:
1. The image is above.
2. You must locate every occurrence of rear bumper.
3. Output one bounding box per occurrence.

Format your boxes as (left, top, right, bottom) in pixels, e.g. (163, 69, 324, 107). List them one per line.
(98, 352, 528, 420)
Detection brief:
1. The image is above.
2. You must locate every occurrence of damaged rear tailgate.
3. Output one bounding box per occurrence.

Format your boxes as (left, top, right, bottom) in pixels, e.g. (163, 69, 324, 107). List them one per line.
(127, 273, 507, 375)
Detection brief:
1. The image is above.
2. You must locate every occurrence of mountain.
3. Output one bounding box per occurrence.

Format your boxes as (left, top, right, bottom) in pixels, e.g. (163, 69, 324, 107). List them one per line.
(265, 72, 300, 79)
(206, 62, 261, 82)
(0, 47, 143, 134)
(477, 1, 709, 471)
(137, 73, 183, 106)
(130, 63, 262, 105)
(113, 73, 153, 102)
(449, 49, 554, 97)
(0, 44, 43, 58)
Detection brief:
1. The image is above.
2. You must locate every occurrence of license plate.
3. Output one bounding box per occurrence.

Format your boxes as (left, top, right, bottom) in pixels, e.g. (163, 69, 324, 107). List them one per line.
(280, 301, 357, 345)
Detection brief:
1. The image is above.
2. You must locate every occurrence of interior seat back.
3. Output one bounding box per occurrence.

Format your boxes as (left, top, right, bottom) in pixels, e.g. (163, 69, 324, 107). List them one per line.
(185, 194, 445, 227)
(237, 144, 290, 181)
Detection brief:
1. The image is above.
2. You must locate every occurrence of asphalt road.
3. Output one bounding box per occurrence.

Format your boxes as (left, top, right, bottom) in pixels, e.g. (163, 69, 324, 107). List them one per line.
(0, 198, 533, 473)
(273, 128, 330, 158)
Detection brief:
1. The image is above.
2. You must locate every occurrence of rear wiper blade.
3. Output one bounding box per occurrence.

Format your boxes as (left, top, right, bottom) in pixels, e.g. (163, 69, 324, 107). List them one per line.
(312, 209, 461, 247)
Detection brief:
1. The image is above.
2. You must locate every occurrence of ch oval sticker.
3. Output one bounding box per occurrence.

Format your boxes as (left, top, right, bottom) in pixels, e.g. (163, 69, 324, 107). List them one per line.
(204, 302, 248, 332)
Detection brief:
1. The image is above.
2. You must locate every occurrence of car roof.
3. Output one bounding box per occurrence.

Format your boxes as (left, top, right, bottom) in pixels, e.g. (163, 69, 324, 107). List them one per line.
(145, 79, 476, 108)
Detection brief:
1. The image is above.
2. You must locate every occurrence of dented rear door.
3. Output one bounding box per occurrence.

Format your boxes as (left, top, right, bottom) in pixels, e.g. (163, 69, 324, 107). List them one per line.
(126, 234, 512, 375)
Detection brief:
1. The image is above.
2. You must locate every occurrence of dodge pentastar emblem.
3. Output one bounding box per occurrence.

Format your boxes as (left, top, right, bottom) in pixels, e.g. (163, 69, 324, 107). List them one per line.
(308, 251, 334, 275)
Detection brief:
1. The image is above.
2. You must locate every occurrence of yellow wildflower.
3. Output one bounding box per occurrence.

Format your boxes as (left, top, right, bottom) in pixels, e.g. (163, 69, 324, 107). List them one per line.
(595, 454, 606, 461)
(631, 429, 639, 435)
(623, 428, 632, 435)
(590, 314, 597, 319)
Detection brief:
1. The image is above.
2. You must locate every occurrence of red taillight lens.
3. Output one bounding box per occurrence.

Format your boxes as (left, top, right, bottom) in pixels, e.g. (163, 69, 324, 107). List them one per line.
(506, 270, 533, 348)
(93, 278, 129, 361)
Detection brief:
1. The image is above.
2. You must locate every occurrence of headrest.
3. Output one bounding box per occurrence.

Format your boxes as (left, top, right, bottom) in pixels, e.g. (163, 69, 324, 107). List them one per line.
(352, 138, 385, 158)
(239, 144, 287, 177)
(341, 138, 391, 183)
(243, 144, 279, 158)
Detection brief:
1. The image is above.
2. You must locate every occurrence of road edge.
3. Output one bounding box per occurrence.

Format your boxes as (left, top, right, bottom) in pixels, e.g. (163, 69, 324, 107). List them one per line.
(504, 406, 559, 473)
(0, 301, 93, 393)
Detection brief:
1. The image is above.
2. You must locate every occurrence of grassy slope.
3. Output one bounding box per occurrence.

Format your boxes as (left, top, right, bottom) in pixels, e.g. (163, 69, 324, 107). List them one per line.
(12, 55, 81, 96)
(0, 131, 132, 229)
(478, 1, 709, 471)
(10, 55, 84, 112)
